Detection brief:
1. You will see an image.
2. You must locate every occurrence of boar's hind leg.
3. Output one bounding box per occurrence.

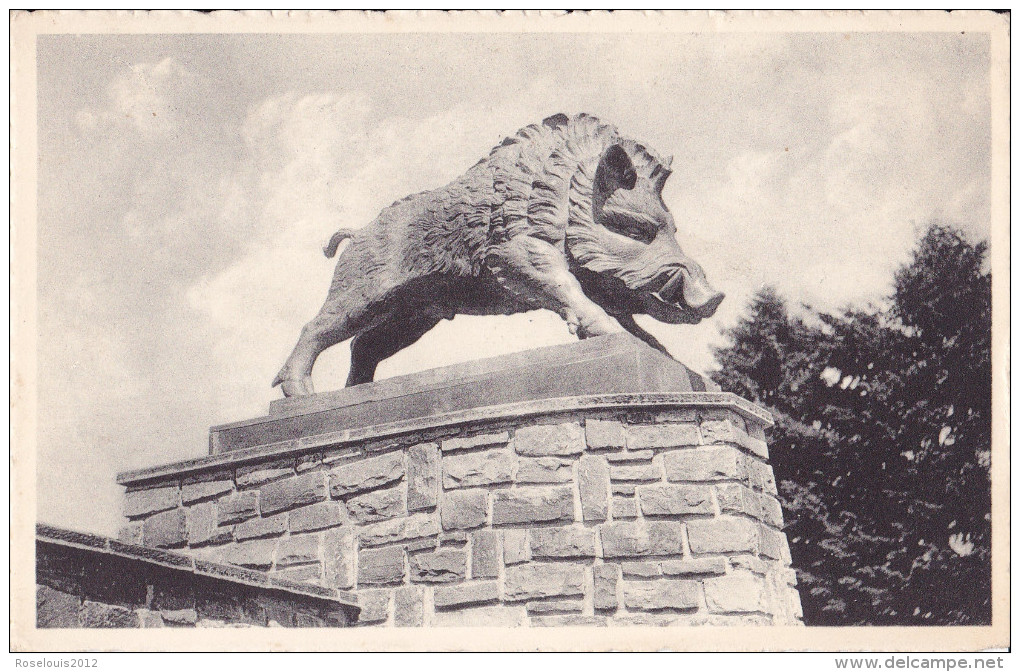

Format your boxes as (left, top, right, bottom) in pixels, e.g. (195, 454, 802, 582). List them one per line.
(273, 309, 360, 397)
(489, 236, 624, 339)
(346, 308, 445, 387)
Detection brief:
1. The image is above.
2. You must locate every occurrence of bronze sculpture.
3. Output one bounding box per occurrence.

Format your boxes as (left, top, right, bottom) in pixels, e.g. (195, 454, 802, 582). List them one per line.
(274, 113, 724, 397)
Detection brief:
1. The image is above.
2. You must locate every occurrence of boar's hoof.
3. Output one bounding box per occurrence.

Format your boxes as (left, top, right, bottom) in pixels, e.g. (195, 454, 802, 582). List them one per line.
(279, 377, 314, 398)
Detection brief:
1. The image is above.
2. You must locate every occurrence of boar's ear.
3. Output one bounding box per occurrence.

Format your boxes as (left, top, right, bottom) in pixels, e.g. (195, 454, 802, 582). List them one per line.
(597, 144, 637, 193)
(651, 162, 673, 194)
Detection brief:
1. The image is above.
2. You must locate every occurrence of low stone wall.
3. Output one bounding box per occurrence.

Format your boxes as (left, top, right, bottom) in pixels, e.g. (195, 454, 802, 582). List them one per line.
(36, 524, 358, 628)
(119, 394, 803, 627)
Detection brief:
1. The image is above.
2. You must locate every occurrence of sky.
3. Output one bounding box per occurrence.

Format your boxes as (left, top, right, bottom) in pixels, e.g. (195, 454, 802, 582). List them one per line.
(33, 30, 991, 536)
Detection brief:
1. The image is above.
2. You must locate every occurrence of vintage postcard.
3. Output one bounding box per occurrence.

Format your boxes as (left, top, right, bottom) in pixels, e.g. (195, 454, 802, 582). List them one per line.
(10, 10, 1010, 653)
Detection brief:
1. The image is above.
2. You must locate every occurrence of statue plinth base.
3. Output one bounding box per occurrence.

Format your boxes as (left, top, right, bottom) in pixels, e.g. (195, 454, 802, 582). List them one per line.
(117, 335, 803, 627)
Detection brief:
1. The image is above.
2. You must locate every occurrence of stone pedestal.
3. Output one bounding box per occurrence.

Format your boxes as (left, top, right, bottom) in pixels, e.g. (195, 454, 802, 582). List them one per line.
(118, 335, 803, 626)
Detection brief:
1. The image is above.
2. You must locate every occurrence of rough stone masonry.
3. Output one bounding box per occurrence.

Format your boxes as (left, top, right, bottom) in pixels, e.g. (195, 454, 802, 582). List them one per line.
(118, 393, 803, 627)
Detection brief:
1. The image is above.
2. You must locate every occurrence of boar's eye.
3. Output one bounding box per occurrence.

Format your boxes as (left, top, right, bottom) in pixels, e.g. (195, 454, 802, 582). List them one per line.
(604, 213, 658, 245)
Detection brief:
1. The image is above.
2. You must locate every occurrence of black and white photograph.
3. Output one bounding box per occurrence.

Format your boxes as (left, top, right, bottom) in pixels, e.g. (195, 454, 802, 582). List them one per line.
(10, 9, 1010, 653)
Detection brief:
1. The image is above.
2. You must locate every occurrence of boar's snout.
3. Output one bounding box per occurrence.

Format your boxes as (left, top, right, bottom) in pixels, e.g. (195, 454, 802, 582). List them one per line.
(657, 260, 725, 319)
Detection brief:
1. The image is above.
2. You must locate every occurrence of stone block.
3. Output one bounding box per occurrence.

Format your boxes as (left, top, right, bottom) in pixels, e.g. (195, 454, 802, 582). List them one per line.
(730, 554, 770, 575)
(600, 521, 684, 558)
(503, 563, 584, 601)
(79, 601, 136, 628)
(443, 449, 515, 489)
(408, 549, 466, 583)
(622, 562, 661, 578)
(686, 517, 760, 555)
(661, 557, 727, 576)
(394, 585, 424, 626)
(440, 531, 469, 546)
(346, 486, 406, 523)
(405, 536, 440, 553)
(578, 454, 610, 523)
(492, 487, 573, 526)
(432, 604, 526, 627)
(516, 457, 572, 484)
(441, 431, 510, 453)
(358, 546, 406, 586)
(502, 529, 530, 565)
(701, 418, 769, 458)
(275, 534, 320, 568)
(701, 408, 746, 429)
(585, 419, 625, 450)
(433, 581, 499, 609)
(627, 423, 699, 450)
(217, 491, 259, 526)
(357, 589, 391, 624)
(360, 513, 440, 547)
(715, 483, 760, 518)
(612, 483, 636, 496)
(529, 526, 597, 559)
(273, 564, 322, 583)
(637, 484, 714, 516)
(789, 588, 804, 620)
(471, 530, 500, 579)
(605, 450, 654, 463)
(322, 528, 356, 589)
(407, 442, 440, 511)
(181, 477, 233, 506)
(609, 461, 662, 482)
(187, 502, 232, 547)
(289, 501, 347, 533)
(593, 564, 619, 610)
(295, 452, 322, 473)
(440, 489, 489, 531)
(704, 574, 768, 614)
(526, 599, 584, 615)
(160, 608, 198, 625)
(663, 446, 747, 483)
(748, 459, 778, 494)
(759, 523, 787, 561)
(513, 422, 584, 456)
(236, 459, 294, 488)
(233, 513, 287, 541)
(117, 522, 143, 545)
(760, 493, 785, 529)
(329, 451, 404, 498)
(531, 615, 607, 627)
(622, 580, 700, 611)
(221, 538, 276, 569)
(142, 508, 187, 548)
(36, 585, 81, 628)
(612, 496, 638, 520)
(124, 486, 179, 518)
(259, 472, 327, 516)
(136, 609, 165, 628)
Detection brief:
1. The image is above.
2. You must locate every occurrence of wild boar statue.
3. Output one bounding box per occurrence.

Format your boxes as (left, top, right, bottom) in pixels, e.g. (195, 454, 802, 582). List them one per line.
(273, 113, 724, 397)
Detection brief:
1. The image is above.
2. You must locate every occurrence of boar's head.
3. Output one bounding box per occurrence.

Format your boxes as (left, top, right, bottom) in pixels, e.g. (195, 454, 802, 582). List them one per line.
(565, 140, 724, 325)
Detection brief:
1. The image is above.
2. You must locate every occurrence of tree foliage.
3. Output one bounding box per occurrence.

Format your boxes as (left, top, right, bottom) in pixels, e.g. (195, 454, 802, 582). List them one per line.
(711, 223, 992, 625)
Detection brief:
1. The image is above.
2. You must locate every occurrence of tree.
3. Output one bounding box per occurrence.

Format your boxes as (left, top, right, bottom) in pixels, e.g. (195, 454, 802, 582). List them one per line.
(711, 223, 992, 625)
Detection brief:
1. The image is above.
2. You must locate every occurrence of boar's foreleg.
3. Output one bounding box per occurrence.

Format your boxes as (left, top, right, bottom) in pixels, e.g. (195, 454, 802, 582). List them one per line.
(488, 236, 625, 339)
(613, 312, 671, 357)
(346, 307, 446, 386)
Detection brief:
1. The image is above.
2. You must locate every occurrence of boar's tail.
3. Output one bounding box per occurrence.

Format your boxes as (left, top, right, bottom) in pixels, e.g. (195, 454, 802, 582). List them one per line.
(323, 228, 356, 258)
